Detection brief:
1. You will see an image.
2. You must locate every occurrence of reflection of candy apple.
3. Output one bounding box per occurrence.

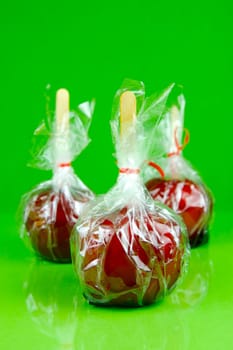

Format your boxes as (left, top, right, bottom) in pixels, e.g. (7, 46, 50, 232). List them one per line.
(25, 185, 90, 262)
(146, 178, 213, 247)
(24, 261, 79, 350)
(167, 246, 213, 307)
(77, 206, 187, 307)
(74, 297, 188, 350)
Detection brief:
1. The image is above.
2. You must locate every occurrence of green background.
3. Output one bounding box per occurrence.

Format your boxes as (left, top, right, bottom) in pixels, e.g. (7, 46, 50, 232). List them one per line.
(1, 2, 233, 213)
(1, 2, 233, 350)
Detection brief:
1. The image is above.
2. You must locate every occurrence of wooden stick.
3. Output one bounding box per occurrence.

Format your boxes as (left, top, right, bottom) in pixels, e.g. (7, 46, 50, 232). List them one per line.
(120, 91, 136, 137)
(56, 88, 70, 133)
(171, 105, 179, 130)
(54, 88, 70, 168)
(169, 105, 181, 178)
(170, 105, 181, 150)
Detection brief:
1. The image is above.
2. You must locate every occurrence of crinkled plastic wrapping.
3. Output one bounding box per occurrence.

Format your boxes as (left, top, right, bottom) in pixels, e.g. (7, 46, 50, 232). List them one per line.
(29, 98, 95, 170)
(144, 87, 213, 247)
(71, 80, 190, 307)
(20, 97, 95, 262)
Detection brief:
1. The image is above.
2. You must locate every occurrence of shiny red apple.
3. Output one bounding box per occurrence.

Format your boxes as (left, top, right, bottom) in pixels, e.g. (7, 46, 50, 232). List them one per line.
(25, 185, 91, 262)
(146, 178, 212, 247)
(76, 207, 187, 306)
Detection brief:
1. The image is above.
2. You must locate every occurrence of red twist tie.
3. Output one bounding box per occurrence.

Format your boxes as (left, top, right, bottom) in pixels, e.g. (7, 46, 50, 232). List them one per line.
(119, 168, 140, 174)
(167, 127, 190, 157)
(147, 161, 165, 178)
(58, 162, 71, 168)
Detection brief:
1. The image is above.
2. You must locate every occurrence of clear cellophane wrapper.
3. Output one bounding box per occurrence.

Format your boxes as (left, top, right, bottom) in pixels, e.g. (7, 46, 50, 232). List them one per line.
(144, 87, 213, 247)
(71, 80, 190, 306)
(20, 96, 95, 262)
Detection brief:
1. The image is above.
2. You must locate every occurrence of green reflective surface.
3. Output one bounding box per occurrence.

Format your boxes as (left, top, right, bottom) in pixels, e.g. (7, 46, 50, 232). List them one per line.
(1, 211, 233, 350)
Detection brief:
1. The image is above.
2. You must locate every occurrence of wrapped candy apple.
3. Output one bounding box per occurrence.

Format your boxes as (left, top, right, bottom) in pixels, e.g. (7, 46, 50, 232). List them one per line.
(71, 80, 189, 307)
(20, 89, 94, 262)
(145, 89, 213, 247)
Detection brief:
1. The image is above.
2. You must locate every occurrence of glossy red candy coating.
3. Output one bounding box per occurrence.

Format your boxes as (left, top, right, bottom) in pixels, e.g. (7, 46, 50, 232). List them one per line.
(78, 208, 186, 306)
(146, 178, 212, 247)
(25, 187, 89, 262)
